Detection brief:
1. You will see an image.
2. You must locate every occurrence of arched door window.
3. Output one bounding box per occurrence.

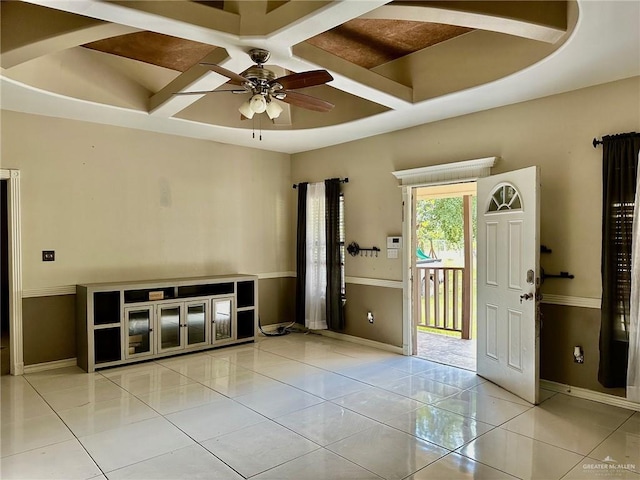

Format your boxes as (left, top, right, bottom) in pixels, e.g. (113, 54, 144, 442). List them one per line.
(486, 183, 522, 212)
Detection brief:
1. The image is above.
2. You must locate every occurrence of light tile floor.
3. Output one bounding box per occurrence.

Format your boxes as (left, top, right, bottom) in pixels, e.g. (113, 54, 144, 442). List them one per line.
(1, 333, 639, 480)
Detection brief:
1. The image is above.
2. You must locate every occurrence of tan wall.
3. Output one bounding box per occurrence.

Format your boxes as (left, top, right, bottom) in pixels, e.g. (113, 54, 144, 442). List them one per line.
(1, 111, 294, 290)
(22, 295, 75, 365)
(291, 76, 640, 385)
(540, 304, 625, 397)
(344, 283, 403, 347)
(258, 277, 295, 327)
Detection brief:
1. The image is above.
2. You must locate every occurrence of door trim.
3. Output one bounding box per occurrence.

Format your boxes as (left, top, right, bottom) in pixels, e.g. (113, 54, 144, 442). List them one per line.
(397, 158, 497, 357)
(1, 169, 23, 375)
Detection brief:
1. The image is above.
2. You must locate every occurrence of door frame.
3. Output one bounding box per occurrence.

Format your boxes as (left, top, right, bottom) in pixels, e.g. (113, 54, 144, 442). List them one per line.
(1, 169, 24, 375)
(394, 157, 497, 356)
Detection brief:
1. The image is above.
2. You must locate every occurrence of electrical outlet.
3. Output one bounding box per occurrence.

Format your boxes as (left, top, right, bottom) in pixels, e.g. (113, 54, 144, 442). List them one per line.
(573, 346, 584, 364)
(42, 250, 55, 262)
(367, 311, 374, 324)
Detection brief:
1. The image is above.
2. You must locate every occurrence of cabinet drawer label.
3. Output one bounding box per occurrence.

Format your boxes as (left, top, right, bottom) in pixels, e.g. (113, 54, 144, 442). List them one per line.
(148, 291, 165, 301)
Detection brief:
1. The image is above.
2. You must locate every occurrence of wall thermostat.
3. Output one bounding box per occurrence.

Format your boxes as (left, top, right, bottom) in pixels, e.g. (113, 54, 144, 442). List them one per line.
(387, 236, 403, 249)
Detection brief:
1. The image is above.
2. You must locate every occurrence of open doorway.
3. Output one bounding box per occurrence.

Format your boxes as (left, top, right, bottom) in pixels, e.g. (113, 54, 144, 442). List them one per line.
(412, 182, 477, 371)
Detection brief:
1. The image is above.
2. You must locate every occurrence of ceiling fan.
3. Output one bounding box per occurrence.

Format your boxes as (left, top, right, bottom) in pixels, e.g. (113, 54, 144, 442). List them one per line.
(174, 48, 334, 120)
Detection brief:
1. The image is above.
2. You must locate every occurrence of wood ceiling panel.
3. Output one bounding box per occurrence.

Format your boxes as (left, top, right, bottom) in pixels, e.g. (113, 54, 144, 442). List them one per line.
(83, 31, 217, 72)
(192, 1, 225, 10)
(307, 19, 472, 69)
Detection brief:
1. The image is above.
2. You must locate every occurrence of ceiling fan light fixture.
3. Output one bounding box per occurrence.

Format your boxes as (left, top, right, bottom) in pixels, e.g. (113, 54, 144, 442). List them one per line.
(238, 100, 255, 119)
(249, 94, 267, 114)
(266, 100, 283, 119)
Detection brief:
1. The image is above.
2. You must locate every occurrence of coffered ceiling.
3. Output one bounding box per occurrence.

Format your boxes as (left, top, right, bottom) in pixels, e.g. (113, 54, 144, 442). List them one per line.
(1, 1, 639, 153)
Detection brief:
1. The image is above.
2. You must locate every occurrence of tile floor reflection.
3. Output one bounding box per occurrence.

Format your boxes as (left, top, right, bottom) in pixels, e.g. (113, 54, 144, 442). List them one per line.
(1, 333, 638, 479)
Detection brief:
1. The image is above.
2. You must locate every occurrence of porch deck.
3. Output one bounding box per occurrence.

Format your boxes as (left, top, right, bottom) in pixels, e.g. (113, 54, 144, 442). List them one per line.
(416, 330, 476, 371)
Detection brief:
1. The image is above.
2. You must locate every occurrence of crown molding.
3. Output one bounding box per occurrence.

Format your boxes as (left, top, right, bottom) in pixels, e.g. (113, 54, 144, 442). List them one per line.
(392, 157, 498, 187)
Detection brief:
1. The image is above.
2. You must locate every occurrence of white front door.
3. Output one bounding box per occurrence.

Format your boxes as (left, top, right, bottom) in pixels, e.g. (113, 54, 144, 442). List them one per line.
(477, 166, 540, 404)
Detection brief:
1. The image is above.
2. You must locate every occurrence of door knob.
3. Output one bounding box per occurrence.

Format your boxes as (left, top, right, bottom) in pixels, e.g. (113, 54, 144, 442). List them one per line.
(520, 293, 534, 303)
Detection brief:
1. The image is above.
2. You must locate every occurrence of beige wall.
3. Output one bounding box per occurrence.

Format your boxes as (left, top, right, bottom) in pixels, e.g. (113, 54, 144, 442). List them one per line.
(292, 77, 640, 299)
(1, 111, 294, 290)
(2, 111, 294, 365)
(292, 76, 640, 389)
(4, 77, 640, 393)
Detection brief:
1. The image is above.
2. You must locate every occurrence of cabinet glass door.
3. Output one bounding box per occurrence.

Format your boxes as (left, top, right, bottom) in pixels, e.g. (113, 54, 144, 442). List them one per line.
(157, 303, 183, 353)
(125, 306, 153, 358)
(213, 298, 233, 342)
(186, 301, 208, 346)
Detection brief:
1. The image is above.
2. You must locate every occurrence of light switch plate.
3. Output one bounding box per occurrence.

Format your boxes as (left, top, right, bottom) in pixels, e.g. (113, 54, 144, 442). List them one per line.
(42, 250, 55, 262)
(387, 249, 398, 259)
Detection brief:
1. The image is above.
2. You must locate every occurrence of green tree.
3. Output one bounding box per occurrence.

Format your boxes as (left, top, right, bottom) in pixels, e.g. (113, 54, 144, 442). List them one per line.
(416, 196, 476, 254)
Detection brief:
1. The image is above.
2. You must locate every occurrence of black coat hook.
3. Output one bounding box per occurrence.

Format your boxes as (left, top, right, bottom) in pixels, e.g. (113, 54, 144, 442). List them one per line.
(347, 242, 380, 258)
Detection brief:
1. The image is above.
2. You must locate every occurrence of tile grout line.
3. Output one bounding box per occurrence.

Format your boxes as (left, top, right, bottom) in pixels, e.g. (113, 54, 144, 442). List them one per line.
(98, 360, 256, 479)
(13, 335, 634, 479)
(20, 373, 107, 480)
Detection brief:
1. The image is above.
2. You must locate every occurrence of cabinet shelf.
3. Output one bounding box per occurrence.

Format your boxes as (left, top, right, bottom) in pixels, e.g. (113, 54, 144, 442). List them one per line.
(93, 322, 121, 329)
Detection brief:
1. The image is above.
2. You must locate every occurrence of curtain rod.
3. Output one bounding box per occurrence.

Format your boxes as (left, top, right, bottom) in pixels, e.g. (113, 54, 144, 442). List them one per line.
(593, 132, 640, 148)
(292, 178, 349, 189)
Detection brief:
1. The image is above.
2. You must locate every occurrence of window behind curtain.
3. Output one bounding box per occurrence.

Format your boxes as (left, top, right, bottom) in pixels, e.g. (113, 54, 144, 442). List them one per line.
(295, 180, 346, 330)
(609, 198, 634, 340)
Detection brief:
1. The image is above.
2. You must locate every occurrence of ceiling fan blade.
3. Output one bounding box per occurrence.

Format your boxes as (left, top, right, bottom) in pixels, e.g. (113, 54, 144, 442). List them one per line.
(278, 90, 334, 112)
(172, 90, 247, 95)
(199, 63, 249, 85)
(271, 70, 333, 90)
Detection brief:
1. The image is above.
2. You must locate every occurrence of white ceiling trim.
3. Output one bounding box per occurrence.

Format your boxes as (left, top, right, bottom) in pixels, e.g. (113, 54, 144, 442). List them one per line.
(22, 0, 241, 46)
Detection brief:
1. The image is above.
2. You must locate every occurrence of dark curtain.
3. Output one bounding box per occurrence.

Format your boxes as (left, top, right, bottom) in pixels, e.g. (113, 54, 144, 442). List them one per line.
(599, 132, 640, 388)
(325, 178, 345, 331)
(295, 183, 308, 325)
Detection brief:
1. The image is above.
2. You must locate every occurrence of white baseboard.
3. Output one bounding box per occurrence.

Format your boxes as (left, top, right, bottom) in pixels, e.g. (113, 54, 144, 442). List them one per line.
(258, 320, 403, 355)
(23, 358, 77, 374)
(540, 379, 640, 411)
(316, 329, 404, 355)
